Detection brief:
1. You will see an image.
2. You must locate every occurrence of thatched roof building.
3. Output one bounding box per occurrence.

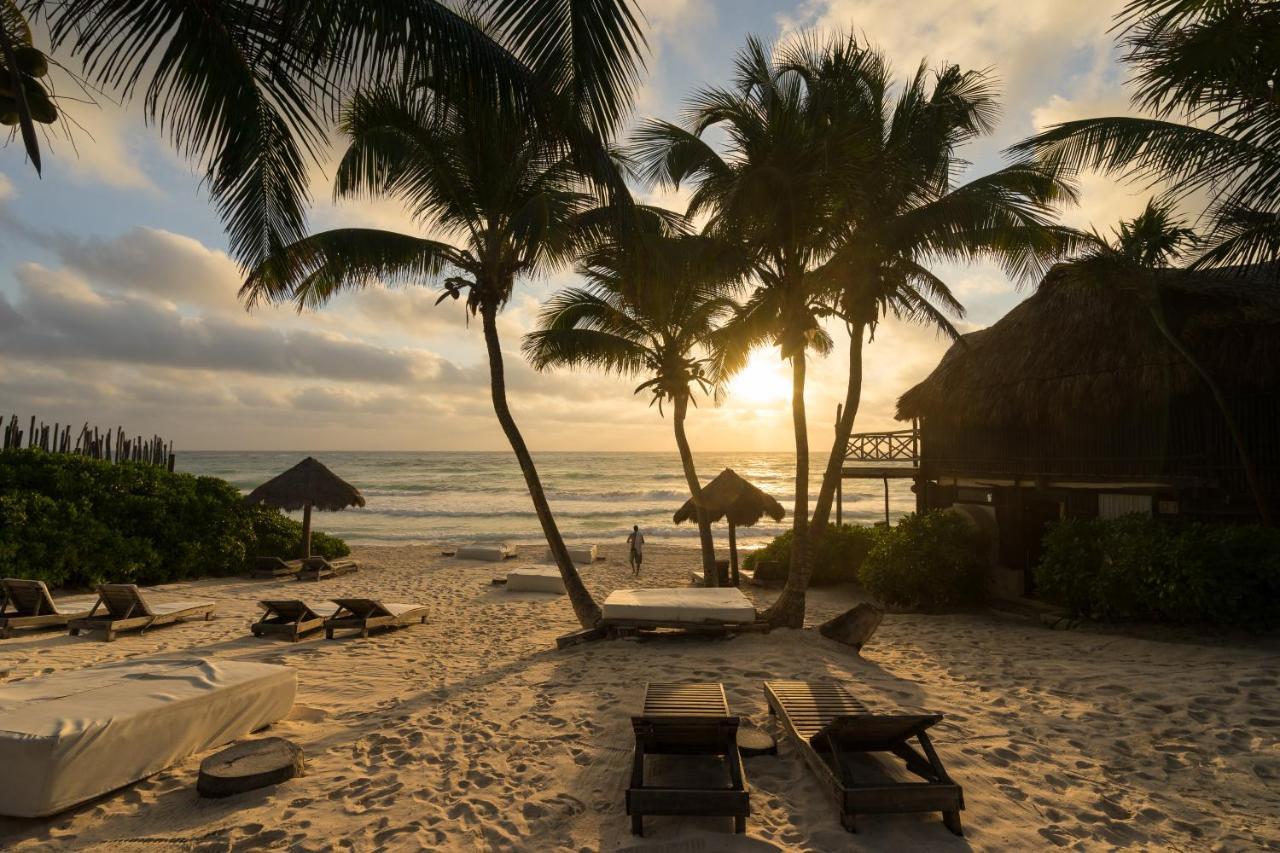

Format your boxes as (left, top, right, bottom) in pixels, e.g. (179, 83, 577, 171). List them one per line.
(892, 262, 1280, 597)
(898, 263, 1280, 426)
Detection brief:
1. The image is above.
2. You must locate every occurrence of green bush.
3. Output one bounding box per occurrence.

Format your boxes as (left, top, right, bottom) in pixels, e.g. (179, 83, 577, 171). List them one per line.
(0, 449, 349, 590)
(743, 524, 878, 585)
(1035, 514, 1280, 628)
(858, 511, 987, 611)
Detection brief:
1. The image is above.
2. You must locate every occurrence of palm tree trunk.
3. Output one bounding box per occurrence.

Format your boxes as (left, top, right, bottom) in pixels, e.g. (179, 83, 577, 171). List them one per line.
(1148, 306, 1272, 525)
(811, 322, 865, 532)
(765, 349, 811, 628)
(480, 303, 602, 626)
(673, 393, 719, 584)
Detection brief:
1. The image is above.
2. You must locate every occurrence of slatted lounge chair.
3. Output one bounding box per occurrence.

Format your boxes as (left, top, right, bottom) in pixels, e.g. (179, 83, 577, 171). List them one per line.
(627, 682, 749, 836)
(252, 600, 335, 641)
(252, 556, 304, 579)
(0, 579, 100, 638)
(296, 556, 359, 581)
(324, 599, 427, 639)
(67, 584, 217, 642)
(764, 680, 964, 835)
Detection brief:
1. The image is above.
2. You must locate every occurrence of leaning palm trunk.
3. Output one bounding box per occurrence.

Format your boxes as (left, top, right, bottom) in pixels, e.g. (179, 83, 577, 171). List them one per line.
(1146, 304, 1272, 526)
(480, 304, 602, 627)
(765, 350, 811, 628)
(811, 322, 866, 532)
(672, 394, 719, 585)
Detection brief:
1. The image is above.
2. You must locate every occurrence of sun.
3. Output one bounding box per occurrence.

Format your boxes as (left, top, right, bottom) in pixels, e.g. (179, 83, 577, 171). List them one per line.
(728, 349, 792, 406)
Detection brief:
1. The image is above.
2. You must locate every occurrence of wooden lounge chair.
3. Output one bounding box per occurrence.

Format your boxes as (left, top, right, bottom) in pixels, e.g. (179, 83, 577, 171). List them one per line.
(764, 680, 964, 835)
(296, 556, 359, 582)
(251, 600, 334, 641)
(0, 579, 100, 638)
(252, 557, 304, 579)
(67, 584, 217, 642)
(627, 682, 749, 836)
(324, 599, 427, 639)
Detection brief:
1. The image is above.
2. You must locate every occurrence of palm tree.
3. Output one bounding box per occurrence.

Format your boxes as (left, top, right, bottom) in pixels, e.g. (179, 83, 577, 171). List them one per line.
(632, 37, 846, 627)
(7, 0, 647, 269)
(792, 37, 1081, 532)
(1009, 0, 1280, 270)
(1069, 199, 1271, 524)
(523, 230, 747, 585)
(240, 83, 630, 627)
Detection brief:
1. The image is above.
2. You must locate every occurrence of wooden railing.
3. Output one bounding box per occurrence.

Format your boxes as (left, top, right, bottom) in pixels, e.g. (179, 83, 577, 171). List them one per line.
(844, 426, 919, 464)
(2, 413, 175, 471)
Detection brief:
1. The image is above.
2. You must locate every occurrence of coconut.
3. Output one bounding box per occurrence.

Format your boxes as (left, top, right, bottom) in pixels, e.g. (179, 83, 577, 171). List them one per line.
(14, 47, 48, 78)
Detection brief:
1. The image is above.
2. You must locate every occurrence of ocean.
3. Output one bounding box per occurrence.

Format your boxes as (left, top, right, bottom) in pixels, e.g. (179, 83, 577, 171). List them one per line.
(177, 451, 917, 548)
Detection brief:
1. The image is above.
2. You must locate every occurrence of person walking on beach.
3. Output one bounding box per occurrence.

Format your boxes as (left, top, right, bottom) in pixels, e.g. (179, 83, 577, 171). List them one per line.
(627, 525, 645, 576)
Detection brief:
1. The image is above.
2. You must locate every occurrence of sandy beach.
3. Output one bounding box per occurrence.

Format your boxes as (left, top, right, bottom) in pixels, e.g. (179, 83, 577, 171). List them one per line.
(2, 543, 1278, 851)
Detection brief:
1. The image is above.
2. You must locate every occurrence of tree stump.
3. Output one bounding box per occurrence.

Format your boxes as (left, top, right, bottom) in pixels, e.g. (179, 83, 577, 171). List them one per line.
(197, 737, 305, 798)
(818, 603, 884, 652)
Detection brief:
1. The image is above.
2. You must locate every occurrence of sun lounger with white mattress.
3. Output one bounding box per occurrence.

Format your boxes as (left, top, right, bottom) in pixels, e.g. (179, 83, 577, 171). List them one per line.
(602, 588, 758, 628)
(0, 579, 100, 638)
(455, 543, 517, 562)
(252, 600, 336, 641)
(324, 598, 428, 638)
(506, 566, 567, 594)
(543, 544, 598, 565)
(68, 584, 217, 642)
(0, 657, 296, 817)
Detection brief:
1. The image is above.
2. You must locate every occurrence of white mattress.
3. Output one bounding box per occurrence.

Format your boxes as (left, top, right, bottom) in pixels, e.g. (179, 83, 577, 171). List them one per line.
(455, 544, 514, 562)
(145, 599, 216, 616)
(602, 588, 757, 624)
(0, 657, 296, 817)
(506, 567, 566, 594)
(543, 544, 597, 565)
(380, 603, 426, 618)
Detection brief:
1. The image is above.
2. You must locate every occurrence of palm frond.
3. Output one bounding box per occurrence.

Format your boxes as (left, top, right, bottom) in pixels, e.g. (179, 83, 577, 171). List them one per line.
(242, 227, 463, 310)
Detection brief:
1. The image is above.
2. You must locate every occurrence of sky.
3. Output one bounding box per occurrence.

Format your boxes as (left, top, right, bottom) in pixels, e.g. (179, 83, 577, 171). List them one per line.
(0, 0, 1157, 453)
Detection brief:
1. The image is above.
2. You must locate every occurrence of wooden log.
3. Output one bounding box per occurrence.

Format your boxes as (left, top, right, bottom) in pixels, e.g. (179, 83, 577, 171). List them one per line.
(817, 603, 884, 653)
(555, 626, 608, 650)
(197, 737, 305, 798)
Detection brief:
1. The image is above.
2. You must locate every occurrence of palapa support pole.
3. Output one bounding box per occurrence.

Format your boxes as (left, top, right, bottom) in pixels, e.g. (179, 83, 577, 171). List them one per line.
(883, 477, 890, 525)
(728, 521, 740, 587)
(301, 501, 313, 559)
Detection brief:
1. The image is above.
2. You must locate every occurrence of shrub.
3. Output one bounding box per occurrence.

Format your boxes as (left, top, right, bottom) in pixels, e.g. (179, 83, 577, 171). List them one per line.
(743, 524, 877, 585)
(858, 511, 988, 611)
(0, 449, 349, 589)
(1034, 514, 1280, 628)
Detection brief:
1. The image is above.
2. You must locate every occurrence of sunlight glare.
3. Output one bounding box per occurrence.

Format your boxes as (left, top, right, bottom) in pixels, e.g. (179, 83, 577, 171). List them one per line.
(728, 349, 792, 406)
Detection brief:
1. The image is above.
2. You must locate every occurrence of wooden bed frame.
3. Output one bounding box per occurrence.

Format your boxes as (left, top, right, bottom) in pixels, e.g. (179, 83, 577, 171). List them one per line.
(627, 682, 749, 836)
(764, 680, 963, 835)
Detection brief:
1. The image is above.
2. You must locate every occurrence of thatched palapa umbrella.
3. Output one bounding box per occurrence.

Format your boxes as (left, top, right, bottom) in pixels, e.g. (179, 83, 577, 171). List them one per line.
(674, 468, 785, 586)
(244, 457, 365, 558)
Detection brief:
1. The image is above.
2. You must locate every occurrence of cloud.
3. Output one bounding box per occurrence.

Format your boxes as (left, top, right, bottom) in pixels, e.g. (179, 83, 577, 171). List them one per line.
(787, 0, 1124, 127)
(45, 96, 161, 192)
(4, 263, 430, 384)
(44, 226, 246, 310)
